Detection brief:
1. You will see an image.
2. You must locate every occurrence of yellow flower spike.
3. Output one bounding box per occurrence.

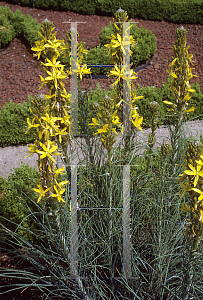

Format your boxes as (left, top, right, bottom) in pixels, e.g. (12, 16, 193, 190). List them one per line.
(33, 184, 51, 203)
(184, 163, 203, 187)
(52, 185, 65, 203)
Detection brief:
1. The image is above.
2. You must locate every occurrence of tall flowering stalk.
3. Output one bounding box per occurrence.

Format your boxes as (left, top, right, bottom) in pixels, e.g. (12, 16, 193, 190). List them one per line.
(26, 19, 91, 207)
(164, 25, 198, 162)
(179, 140, 203, 299)
(104, 8, 143, 155)
(88, 8, 143, 287)
(25, 19, 92, 299)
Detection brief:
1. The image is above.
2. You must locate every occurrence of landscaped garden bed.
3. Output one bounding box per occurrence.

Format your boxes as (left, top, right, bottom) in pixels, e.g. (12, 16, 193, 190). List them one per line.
(1, 1, 203, 299)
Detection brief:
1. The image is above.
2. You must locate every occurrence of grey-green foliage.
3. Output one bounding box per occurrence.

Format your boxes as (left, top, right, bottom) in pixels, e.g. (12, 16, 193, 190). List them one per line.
(0, 97, 36, 147)
(1, 130, 203, 299)
(0, 162, 41, 244)
(99, 20, 157, 67)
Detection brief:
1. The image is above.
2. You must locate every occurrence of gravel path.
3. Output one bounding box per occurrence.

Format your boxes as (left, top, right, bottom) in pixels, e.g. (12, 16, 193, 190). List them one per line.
(1, 119, 203, 179)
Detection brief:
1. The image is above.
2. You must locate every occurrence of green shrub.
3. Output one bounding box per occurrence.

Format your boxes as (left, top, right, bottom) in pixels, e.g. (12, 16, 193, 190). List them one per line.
(0, 6, 15, 48)
(135, 84, 166, 128)
(0, 162, 41, 244)
(0, 5, 42, 50)
(21, 12, 41, 48)
(187, 81, 203, 120)
(59, 0, 96, 14)
(32, 0, 59, 10)
(0, 97, 36, 148)
(12, 8, 26, 37)
(81, 44, 113, 76)
(99, 20, 157, 68)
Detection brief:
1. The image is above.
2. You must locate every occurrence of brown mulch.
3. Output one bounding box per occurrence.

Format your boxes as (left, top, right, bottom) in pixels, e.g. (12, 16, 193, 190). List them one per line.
(1, 1, 203, 110)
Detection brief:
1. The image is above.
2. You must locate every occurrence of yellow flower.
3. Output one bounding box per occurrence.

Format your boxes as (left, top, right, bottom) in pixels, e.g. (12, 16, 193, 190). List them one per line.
(33, 184, 50, 203)
(131, 113, 143, 132)
(72, 63, 91, 80)
(44, 67, 67, 90)
(25, 117, 39, 134)
(52, 185, 65, 203)
(94, 124, 108, 135)
(88, 118, 99, 126)
(53, 166, 66, 177)
(41, 113, 61, 135)
(112, 114, 121, 126)
(41, 56, 65, 69)
(110, 33, 131, 55)
(31, 40, 46, 60)
(192, 188, 203, 202)
(54, 127, 68, 143)
(108, 65, 124, 86)
(184, 163, 203, 187)
(36, 140, 61, 163)
(43, 37, 64, 57)
(25, 143, 38, 158)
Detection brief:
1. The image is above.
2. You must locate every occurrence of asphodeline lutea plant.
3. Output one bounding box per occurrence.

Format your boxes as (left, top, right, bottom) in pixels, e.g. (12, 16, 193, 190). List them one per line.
(104, 7, 143, 154)
(25, 19, 91, 206)
(164, 26, 198, 118)
(179, 140, 203, 245)
(89, 95, 123, 174)
(178, 140, 203, 299)
(163, 25, 198, 162)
